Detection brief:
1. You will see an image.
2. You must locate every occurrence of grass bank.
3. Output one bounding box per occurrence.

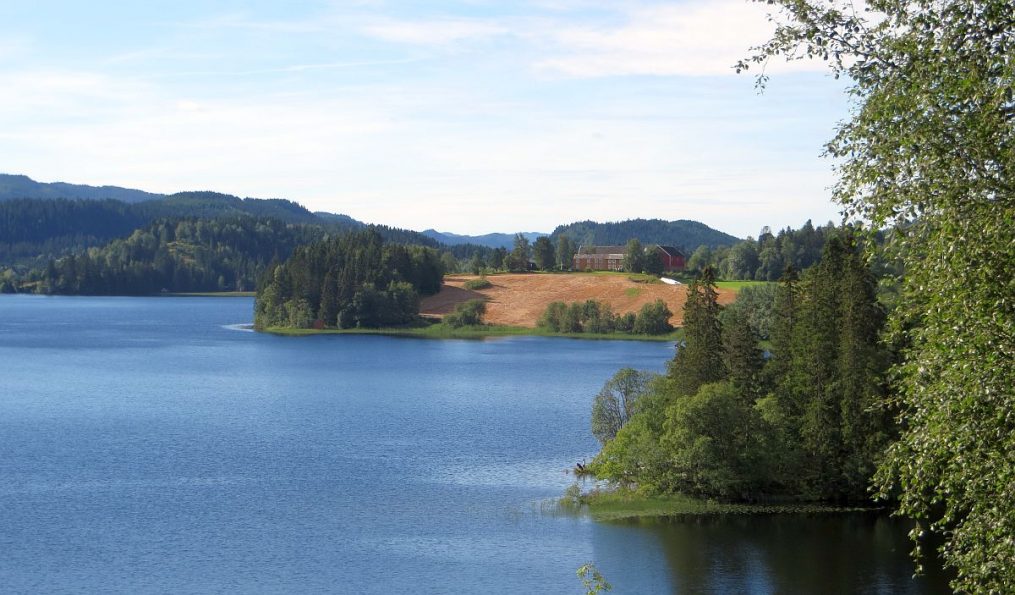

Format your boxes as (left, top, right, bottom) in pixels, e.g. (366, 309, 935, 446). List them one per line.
(715, 280, 772, 292)
(263, 323, 682, 342)
(563, 487, 880, 521)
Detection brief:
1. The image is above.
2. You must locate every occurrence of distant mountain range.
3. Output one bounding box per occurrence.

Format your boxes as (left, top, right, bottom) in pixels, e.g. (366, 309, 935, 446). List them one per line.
(421, 230, 546, 250)
(0, 174, 164, 204)
(0, 174, 742, 257)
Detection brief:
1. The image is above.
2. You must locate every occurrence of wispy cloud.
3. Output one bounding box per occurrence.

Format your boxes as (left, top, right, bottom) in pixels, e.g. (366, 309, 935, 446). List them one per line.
(352, 1, 822, 78)
(362, 18, 513, 46)
(178, 12, 329, 34)
(142, 58, 427, 80)
(537, 0, 823, 77)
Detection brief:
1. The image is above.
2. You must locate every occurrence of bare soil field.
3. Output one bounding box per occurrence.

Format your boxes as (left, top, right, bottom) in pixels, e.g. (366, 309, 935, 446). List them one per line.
(420, 273, 737, 328)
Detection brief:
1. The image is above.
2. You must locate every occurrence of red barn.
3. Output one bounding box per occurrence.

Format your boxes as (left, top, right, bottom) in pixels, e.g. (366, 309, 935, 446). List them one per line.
(653, 245, 685, 272)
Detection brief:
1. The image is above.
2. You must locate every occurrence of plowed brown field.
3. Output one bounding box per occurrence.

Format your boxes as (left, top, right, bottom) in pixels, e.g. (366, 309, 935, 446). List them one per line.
(420, 273, 736, 328)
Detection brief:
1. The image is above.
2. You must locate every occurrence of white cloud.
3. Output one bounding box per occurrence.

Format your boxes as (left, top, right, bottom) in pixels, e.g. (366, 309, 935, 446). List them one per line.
(352, 1, 824, 78)
(537, 0, 824, 77)
(362, 18, 511, 45)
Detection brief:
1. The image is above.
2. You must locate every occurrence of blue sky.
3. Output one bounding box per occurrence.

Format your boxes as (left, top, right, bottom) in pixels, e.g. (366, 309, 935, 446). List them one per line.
(0, 0, 849, 237)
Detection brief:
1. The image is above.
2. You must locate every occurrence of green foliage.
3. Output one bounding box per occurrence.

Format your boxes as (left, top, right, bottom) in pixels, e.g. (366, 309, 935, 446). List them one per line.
(0, 198, 147, 268)
(551, 218, 739, 252)
(643, 249, 665, 276)
(506, 234, 530, 272)
(669, 268, 724, 396)
(576, 563, 612, 595)
(34, 216, 323, 295)
(538, 299, 673, 336)
(661, 382, 771, 500)
(462, 277, 492, 290)
(685, 245, 712, 273)
(532, 236, 555, 271)
(622, 239, 644, 273)
(684, 220, 838, 280)
(769, 235, 892, 500)
(490, 247, 506, 271)
(592, 398, 672, 491)
(723, 240, 759, 280)
(721, 306, 765, 397)
(443, 299, 487, 328)
(720, 283, 777, 340)
(556, 234, 576, 271)
(592, 242, 890, 504)
(254, 229, 442, 329)
(743, 4, 1015, 586)
(0, 185, 462, 292)
(467, 252, 485, 275)
(615, 312, 636, 333)
(591, 368, 657, 445)
(560, 482, 584, 509)
(631, 300, 673, 336)
(539, 300, 613, 334)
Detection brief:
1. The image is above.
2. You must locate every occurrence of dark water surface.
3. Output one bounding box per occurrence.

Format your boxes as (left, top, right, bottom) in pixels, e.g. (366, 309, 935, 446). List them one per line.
(0, 296, 949, 593)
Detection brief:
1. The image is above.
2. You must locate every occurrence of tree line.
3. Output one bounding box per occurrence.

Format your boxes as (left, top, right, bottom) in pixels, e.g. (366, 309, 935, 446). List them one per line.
(539, 299, 674, 336)
(34, 217, 324, 295)
(254, 229, 443, 329)
(684, 220, 840, 281)
(450, 222, 850, 282)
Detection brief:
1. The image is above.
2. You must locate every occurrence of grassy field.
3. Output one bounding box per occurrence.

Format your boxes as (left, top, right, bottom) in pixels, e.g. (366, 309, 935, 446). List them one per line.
(715, 280, 772, 292)
(425, 272, 736, 328)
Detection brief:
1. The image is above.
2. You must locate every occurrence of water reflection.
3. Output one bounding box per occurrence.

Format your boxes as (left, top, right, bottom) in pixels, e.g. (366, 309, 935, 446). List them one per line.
(589, 513, 952, 594)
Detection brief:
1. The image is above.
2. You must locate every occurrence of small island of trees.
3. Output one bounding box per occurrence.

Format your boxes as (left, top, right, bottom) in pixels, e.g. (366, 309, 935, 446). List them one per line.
(254, 229, 443, 330)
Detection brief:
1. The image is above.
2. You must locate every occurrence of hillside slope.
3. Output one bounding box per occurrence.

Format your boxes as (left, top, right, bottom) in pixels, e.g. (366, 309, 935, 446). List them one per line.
(0, 174, 164, 203)
(420, 273, 736, 328)
(551, 219, 740, 251)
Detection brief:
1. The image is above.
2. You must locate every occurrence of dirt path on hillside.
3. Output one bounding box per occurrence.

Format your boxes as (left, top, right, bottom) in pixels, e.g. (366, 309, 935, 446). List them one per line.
(420, 273, 737, 328)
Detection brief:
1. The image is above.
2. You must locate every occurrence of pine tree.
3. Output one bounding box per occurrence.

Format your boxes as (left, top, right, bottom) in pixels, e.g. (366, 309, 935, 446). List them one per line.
(764, 266, 799, 387)
(722, 306, 765, 400)
(669, 267, 725, 395)
(835, 236, 891, 498)
(319, 269, 338, 326)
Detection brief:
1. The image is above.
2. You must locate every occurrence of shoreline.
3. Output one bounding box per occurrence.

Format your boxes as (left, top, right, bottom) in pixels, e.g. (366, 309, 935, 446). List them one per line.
(261, 324, 683, 342)
(564, 487, 885, 522)
(157, 291, 256, 297)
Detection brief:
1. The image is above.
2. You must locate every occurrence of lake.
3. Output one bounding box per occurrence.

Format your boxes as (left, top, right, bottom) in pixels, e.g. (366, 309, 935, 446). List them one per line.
(0, 296, 950, 593)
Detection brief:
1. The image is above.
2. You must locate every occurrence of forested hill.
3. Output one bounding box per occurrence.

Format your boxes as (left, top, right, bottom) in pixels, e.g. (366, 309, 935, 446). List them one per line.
(0, 173, 164, 203)
(0, 193, 451, 270)
(38, 217, 327, 295)
(551, 219, 740, 250)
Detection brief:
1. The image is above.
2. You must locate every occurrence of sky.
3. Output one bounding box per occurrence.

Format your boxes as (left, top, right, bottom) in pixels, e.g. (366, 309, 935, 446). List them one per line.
(0, 0, 851, 238)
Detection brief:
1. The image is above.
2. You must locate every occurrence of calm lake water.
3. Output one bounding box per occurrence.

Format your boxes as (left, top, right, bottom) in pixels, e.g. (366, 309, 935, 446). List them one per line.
(0, 296, 950, 593)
